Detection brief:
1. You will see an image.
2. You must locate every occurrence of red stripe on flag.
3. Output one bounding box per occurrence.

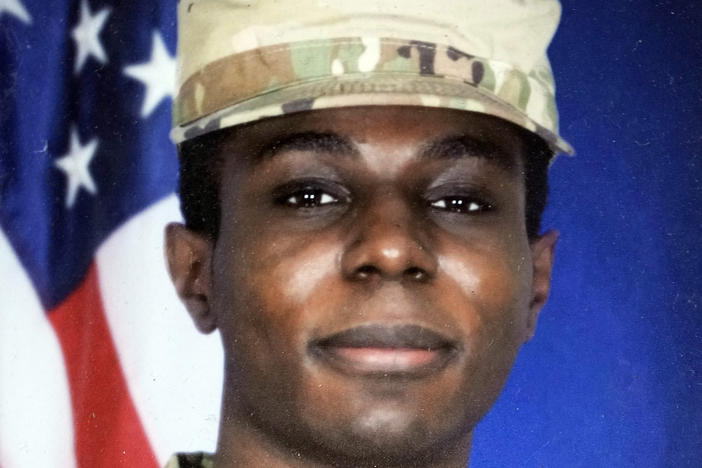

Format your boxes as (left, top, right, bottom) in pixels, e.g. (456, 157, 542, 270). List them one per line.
(49, 263, 159, 468)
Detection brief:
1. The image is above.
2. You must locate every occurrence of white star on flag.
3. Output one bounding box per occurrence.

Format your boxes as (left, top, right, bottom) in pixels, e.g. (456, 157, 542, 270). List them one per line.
(71, 0, 111, 74)
(0, 0, 32, 24)
(124, 31, 175, 118)
(54, 127, 99, 208)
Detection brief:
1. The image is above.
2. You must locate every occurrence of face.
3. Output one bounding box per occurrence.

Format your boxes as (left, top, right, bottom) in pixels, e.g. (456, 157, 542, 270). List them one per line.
(167, 106, 557, 466)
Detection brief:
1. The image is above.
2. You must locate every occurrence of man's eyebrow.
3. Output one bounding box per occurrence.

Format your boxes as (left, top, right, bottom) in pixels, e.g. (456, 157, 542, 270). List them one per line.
(258, 131, 358, 160)
(419, 134, 517, 173)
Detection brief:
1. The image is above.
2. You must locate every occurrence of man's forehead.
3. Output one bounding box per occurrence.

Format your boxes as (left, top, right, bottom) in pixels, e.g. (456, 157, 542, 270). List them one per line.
(222, 106, 526, 174)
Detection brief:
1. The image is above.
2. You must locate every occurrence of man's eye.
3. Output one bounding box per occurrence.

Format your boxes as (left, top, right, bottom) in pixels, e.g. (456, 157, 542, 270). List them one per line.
(429, 197, 491, 213)
(281, 188, 339, 207)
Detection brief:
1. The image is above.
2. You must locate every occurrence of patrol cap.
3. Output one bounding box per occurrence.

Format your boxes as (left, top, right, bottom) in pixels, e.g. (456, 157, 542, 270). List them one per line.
(171, 0, 573, 156)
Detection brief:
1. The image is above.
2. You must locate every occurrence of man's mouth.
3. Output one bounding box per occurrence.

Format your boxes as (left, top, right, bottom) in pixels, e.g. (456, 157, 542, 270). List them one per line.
(309, 324, 459, 377)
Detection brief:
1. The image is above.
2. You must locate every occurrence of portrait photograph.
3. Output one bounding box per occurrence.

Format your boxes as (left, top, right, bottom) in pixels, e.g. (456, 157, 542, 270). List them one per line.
(0, 1, 700, 467)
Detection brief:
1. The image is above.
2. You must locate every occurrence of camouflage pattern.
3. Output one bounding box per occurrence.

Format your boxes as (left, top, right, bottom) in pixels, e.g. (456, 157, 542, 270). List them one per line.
(172, 0, 573, 155)
(164, 452, 213, 468)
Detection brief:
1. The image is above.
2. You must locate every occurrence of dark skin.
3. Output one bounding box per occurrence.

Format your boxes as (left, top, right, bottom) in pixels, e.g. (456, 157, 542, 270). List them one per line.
(166, 106, 558, 468)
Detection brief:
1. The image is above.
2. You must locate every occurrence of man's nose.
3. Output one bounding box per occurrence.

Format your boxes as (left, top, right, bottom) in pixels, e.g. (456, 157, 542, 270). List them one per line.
(341, 188, 437, 283)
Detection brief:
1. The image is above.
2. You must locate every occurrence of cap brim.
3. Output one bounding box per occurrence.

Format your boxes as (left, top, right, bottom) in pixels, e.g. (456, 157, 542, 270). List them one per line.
(171, 73, 574, 156)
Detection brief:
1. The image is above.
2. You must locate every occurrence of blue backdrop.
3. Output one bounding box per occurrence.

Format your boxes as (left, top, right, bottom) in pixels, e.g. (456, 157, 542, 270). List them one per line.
(472, 1, 702, 466)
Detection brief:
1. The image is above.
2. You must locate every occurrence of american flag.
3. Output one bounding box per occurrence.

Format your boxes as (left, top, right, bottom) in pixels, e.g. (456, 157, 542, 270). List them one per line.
(0, 1, 222, 466)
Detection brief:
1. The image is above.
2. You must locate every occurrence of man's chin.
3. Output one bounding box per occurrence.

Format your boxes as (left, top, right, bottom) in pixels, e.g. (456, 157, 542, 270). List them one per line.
(299, 407, 468, 467)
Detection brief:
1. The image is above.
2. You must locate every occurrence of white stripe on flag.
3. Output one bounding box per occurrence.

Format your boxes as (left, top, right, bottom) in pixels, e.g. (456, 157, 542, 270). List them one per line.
(95, 194, 222, 463)
(0, 229, 78, 468)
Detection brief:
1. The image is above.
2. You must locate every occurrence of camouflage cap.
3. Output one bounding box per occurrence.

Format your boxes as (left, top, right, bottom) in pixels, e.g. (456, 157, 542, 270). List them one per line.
(172, 0, 573, 155)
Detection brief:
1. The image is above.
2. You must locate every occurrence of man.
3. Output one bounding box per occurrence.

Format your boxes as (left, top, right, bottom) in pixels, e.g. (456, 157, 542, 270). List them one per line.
(164, 0, 573, 466)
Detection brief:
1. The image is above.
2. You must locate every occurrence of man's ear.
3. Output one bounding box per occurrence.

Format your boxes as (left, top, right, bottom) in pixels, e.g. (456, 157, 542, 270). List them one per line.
(525, 229, 559, 341)
(165, 222, 217, 333)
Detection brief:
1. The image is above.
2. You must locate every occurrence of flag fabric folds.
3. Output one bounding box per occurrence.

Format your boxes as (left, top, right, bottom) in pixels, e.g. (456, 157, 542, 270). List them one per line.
(0, 1, 222, 466)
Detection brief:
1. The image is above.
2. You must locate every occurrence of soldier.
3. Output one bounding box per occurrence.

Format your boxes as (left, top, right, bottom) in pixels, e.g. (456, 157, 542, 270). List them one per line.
(164, 0, 572, 466)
